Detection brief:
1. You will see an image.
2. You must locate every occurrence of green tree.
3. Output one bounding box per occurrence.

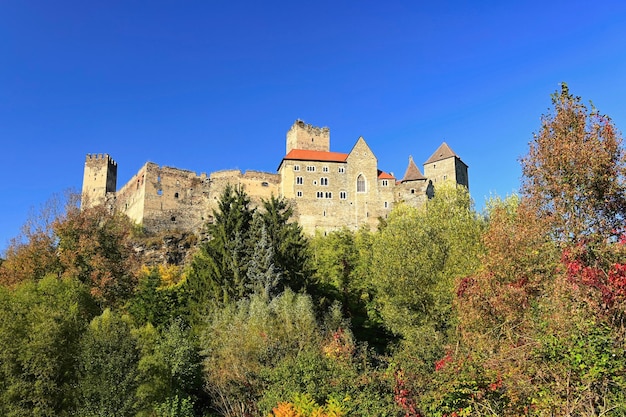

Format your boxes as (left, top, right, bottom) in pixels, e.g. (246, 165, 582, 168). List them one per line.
(308, 227, 385, 348)
(257, 196, 311, 293)
(135, 320, 204, 416)
(201, 290, 321, 417)
(76, 309, 140, 417)
(0, 276, 97, 417)
(372, 182, 483, 342)
(185, 185, 255, 314)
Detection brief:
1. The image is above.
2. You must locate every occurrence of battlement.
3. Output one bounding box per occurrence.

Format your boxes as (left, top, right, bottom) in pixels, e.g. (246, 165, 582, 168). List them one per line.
(86, 153, 117, 166)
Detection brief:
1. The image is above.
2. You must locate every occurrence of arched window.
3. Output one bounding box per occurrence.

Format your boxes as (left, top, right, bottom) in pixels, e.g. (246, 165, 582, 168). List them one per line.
(356, 174, 366, 193)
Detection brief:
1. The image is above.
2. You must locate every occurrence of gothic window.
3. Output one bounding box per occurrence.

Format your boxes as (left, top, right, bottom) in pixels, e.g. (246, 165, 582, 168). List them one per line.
(357, 175, 366, 193)
(384, 201, 388, 208)
(325, 192, 332, 198)
(317, 191, 323, 198)
(307, 166, 316, 172)
(296, 176, 303, 185)
(297, 191, 303, 197)
(338, 167, 345, 173)
(320, 177, 328, 186)
(382, 180, 388, 186)
(294, 165, 300, 171)
(322, 166, 329, 172)
(340, 191, 347, 200)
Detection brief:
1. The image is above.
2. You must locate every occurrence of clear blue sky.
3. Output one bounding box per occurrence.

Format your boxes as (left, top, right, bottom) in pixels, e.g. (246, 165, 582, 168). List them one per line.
(2, 1, 626, 253)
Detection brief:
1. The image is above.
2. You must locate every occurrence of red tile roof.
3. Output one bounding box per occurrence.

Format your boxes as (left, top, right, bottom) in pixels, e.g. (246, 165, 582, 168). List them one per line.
(377, 170, 395, 179)
(283, 149, 349, 162)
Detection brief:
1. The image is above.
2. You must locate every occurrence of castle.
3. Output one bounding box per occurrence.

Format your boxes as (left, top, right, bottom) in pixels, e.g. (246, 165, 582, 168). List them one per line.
(81, 120, 468, 235)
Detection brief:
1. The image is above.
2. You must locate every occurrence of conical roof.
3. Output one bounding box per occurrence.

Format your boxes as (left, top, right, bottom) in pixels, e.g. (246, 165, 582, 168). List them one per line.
(424, 142, 458, 164)
(401, 156, 426, 182)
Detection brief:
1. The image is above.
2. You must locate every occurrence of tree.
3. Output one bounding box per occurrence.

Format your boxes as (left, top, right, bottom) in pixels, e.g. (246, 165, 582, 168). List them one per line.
(308, 227, 385, 348)
(0, 276, 97, 417)
(76, 309, 140, 417)
(371, 183, 483, 341)
(201, 290, 321, 417)
(135, 320, 204, 416)
(54, 205, 140, 307)
(257, 196, 311, 293)
(369, 183, 484, 415)
(185, 185, 255, 313)
(521, 83, 626, 243)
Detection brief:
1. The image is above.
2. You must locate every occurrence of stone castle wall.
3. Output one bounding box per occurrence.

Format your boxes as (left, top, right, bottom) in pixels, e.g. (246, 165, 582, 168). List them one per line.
(82, 121, 468, 235)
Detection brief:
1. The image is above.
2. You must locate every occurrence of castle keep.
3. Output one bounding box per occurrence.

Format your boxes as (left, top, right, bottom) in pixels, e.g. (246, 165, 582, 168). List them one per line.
(81, 120, 468, 234)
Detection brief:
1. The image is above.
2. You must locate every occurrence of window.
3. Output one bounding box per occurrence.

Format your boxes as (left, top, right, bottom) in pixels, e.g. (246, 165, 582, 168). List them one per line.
(317, 191, 323, 198)
(296, 176, 303, 185)
(323, 210, 326, 217)
(322, 166, 329, 172)
(340, 191, 347, 200)
(294, 165, 300, 171)
(410, 189, 415, 194)
(174, 192, 179, 199)
(384, 201, 388, 208)
(307, 166, 316, 172)
(297, 191, 303, 197)
(357, 174, 366, 193)
(443, 175, 447, 180)
(325, 192, 332, 198)
(261, 181, 269, 187)
(338, 167, 345, 173)
(382, 180, 388, 186)
(320, 177, 328, 186)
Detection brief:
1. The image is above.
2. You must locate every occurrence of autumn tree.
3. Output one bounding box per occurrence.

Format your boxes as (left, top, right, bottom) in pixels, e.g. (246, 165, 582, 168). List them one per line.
(521, 82, 626, 243)
(438, 85, 626, 416)
(55, 204, 140, 307)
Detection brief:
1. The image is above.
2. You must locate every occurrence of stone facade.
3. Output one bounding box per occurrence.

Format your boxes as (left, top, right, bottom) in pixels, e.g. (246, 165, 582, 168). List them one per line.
(82, 120, 468, 235)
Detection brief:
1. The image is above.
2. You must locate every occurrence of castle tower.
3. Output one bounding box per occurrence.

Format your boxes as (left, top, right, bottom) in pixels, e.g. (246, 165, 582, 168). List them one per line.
(286, 120, 330, 154)
(81, 154, 117, 208)
(423, 142, 468, 189)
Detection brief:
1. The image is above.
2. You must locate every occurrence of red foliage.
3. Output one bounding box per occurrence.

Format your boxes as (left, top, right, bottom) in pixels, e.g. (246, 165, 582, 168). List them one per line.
(562, 244, 626, 308)
(434, 352, 453, 372)
(394, 370, 422, 417)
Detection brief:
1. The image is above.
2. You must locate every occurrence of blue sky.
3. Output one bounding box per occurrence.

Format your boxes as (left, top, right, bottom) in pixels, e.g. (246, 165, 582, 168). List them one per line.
(2, 1, 626, 253)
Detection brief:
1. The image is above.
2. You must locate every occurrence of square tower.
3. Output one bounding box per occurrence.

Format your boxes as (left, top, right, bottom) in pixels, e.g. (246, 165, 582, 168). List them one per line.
(286, 120, 330, 153)
(82, 154, 117, 208)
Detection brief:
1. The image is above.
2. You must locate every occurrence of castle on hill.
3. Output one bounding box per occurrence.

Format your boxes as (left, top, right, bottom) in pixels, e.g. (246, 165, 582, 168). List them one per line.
(81, 120, 468, 235)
